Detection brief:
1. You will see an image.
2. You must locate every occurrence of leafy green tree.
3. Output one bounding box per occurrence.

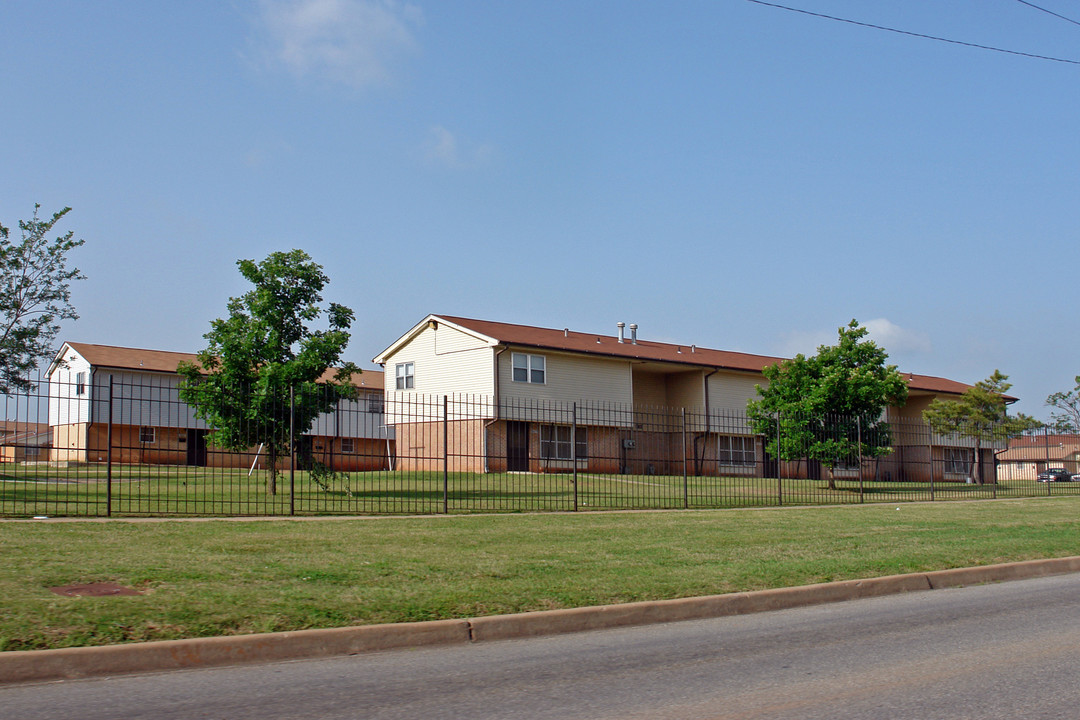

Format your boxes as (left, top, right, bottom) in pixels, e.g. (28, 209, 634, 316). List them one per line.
(0, 205, 85, 393)
(1045, 376, 1080, 433)
(748, 320, 908, 489)
(178, 250, 360, 495)
(922, 370, 1040, 484)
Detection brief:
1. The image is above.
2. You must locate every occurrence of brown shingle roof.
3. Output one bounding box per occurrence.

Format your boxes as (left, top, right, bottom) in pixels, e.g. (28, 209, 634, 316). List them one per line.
(436, 315, 975, 397)
(60, 343, 383, 389)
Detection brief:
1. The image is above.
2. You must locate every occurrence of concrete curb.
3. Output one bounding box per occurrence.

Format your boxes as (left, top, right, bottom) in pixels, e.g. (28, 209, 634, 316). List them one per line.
(4, 556, 1078, 685)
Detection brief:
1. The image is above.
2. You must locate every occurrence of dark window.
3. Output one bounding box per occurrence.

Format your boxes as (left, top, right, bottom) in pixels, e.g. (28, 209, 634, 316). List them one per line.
(540, 425, 587, 460)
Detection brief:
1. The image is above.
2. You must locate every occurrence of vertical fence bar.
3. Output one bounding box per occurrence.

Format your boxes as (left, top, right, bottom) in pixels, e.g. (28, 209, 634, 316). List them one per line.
(682, 408, 688, 509)
(289, 385, 296, 516)
(443, 395, 449, 514)
(857, 416, 864, 503)
(572, 402, 579, 512)
(928, 424, 935, 502)
(106, 374, 114, 517)
(1045, 427, 1052, 497)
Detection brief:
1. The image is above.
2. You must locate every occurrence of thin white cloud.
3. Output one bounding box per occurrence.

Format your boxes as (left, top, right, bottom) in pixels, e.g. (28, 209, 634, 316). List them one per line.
(863, 318, 932, 355)
(424, 125, 495, 169)
(778, 329, 834, 358)
(248, 0, 423, 89)
(779, 318, 931, 358)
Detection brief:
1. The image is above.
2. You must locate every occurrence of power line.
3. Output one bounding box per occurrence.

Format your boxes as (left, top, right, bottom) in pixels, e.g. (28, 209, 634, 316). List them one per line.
(1013, 0, 1080, 29)
(746, 0, 1080, 66)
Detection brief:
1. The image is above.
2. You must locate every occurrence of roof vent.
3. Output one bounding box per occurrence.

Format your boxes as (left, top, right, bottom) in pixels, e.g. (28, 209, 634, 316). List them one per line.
(617, 322, 625, 343)
(564, 328, 569, 338)
(691, 345, 696, 353)
(629, 324, 638, 345)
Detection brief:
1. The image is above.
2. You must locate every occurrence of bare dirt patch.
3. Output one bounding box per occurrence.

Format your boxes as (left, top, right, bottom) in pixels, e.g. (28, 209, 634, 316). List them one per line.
(49, 582, 143, 597)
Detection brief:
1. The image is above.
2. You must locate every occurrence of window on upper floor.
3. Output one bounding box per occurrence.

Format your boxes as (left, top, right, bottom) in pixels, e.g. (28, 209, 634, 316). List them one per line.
(512, 353, 545, 384)
(367, 393, 384, 414)
(395, 362, 414, 390)
(75, 371, 87, 396)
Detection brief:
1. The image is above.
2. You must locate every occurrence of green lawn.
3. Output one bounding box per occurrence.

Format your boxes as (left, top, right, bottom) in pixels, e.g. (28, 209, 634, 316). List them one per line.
(2, 463, 1077, 517)
(2, 496, 1080, 651)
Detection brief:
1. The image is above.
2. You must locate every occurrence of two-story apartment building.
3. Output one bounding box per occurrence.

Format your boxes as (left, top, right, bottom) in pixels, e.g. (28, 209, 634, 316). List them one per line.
(48, 342, 392, 471)
(374, 315, 998, 483)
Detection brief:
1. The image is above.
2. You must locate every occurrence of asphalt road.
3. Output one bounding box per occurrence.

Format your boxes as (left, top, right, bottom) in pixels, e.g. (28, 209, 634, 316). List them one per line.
(6, 573, 1080, 720)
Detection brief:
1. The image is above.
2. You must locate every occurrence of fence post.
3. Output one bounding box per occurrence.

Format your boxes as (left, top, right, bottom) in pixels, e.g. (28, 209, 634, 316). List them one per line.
(857, 416, 864, 503)
(572, 402, 579, 512)
(776, 412, 783, 506)
(682, 408, 688, 509)
(106, 374, 114, 517)
(289, 385, 296, 516)
(443, 395, 449, 514)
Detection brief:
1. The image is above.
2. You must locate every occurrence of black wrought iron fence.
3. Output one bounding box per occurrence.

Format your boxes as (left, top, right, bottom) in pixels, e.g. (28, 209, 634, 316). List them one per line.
(1, 372, 1074, 517)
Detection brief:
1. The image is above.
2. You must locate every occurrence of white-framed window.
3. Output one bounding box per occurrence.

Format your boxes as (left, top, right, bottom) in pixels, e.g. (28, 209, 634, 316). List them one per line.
(367, 394, 384, 414)
(718, 435, 755, 466)
(341, 438, 355, 454)
(139, 427, 156, 444)
(75, 371, 87, 396)
(944, 447, 970, 474)
(395, 362, 414, 390)
(540, 425, 587, 460)
(512, 353, 546, 384)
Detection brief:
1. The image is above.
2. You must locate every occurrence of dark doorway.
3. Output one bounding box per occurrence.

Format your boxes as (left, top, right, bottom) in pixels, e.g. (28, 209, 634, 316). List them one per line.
(506, 421, 529, 472)
(186, 429, 207, 467)
(806, 459, 822, 481)
(296, 436, 314, 470)
(762, 445, 778, 478)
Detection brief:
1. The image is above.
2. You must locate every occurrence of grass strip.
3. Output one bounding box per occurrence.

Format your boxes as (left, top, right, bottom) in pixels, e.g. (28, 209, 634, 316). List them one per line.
(2, 496, 1079, 651)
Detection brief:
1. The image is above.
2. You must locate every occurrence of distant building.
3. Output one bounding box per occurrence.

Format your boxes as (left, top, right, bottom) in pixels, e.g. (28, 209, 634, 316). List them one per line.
(0, 421, 51, 463)
(997, 434, 1080, 481)
(47, 342, 392, 470)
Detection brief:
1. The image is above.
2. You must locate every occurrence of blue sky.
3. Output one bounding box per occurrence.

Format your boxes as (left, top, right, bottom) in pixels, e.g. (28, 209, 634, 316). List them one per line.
(2, 1, 1077, 418)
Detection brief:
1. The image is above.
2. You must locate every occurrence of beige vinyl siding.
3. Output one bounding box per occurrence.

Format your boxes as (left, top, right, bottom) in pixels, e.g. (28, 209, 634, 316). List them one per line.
(384, 323, 494, 397)
(382, 323, 495, 425)
(707, 371, 763, 413)
(705, 371, 762, 434)
(631, 371, 668, 408)
(499, 350, 633, 427)
(499, 350, 632, 406)
(48, 347, 92, 427)
(664, 371, 705, 410)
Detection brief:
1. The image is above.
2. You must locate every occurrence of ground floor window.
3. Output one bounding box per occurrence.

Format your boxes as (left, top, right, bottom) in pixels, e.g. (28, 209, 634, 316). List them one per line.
(943, 447, 970, 474)
(717, 435, 755, 466)
(139, 427, 156, 444)
(540, 425, 587, 460)
(341, 438, 355, 453)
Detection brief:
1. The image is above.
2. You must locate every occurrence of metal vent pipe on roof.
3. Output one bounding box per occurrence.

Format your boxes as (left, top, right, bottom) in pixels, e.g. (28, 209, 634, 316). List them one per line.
(630, 324, 637, 344)
(617, 322, 625, 343)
